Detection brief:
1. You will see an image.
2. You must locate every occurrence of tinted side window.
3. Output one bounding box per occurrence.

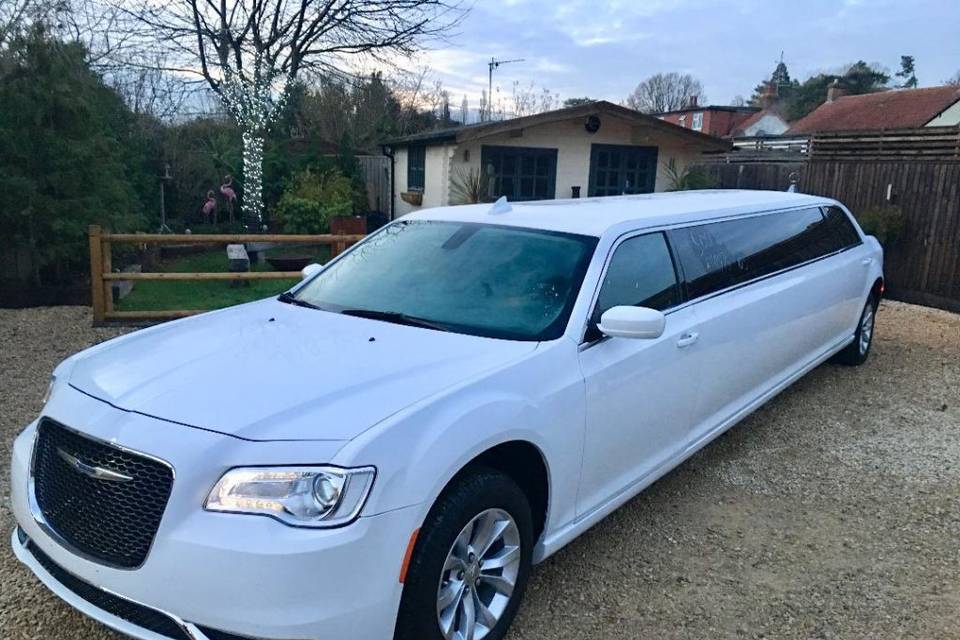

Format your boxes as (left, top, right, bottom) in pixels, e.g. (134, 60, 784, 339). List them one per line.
(592, 232, 680, 326)
(670, 208, 829, 299)
(823, 206, 863, 250)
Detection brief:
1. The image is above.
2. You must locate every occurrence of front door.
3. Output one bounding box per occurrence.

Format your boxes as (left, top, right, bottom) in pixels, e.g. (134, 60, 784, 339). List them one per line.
(588, 144, 658, 197)
(576, 231, 701, 517)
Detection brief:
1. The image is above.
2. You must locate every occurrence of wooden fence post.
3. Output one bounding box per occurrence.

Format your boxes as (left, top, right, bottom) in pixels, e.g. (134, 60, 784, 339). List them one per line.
(102, 235, 113, 315)
(333, 231, 346, 258)
(89, 225, 105, 324)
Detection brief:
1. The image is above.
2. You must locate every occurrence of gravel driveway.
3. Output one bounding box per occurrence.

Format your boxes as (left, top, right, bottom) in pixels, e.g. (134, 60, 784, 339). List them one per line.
(2, 301, 958, 639)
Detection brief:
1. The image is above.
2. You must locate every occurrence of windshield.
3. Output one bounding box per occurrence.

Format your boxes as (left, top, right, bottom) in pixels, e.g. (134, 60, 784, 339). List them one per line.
(292, 220, 598, 341)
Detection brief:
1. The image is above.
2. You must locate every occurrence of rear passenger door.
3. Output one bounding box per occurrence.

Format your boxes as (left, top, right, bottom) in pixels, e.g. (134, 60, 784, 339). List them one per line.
(667, 207, 860, 446)
(818, 205, 871, 341)
(576, 232, 702, 517)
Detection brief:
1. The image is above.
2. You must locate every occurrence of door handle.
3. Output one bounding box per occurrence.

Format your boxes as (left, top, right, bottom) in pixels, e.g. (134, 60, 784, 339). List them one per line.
(861, 257, 873, 265)
(676, 332, 699, 348)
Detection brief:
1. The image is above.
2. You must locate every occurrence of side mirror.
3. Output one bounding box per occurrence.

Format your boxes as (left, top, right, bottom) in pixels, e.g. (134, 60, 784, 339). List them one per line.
(597, 306, 666, 339)
(300, 263, 323, 280)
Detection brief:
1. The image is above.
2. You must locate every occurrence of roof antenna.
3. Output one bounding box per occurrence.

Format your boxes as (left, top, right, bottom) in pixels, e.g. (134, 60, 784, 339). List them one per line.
(488, 196, 512, 215)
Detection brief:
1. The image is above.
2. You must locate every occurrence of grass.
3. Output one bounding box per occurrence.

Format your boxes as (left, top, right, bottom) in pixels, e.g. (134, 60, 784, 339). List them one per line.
(116, 245, 331, 312)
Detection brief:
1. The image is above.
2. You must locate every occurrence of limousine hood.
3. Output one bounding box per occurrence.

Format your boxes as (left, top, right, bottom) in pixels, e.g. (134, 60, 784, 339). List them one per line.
(67, 299, 537, 441)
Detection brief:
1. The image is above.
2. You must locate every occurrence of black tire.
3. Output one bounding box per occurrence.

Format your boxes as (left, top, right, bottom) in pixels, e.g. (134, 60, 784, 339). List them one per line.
(833, 296, 877, 366)
(395, 467, 534, 640)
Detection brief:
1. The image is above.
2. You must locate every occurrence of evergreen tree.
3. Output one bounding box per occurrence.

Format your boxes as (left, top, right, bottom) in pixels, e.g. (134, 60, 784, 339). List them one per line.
(750, 59, 798, 106)
(895, 55, 918, 88)
(0, 26, 146, 285)
(784, 61, 890, 120)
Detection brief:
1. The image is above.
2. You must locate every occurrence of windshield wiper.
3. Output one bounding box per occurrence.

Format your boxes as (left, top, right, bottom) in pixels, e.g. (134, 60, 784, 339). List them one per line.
(277, 291, 321, 310)
(339, 308, 453, 332)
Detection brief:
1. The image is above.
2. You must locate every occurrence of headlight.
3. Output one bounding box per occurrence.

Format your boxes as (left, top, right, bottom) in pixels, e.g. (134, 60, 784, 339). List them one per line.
(204, 466, 376, 528)
(41, 375, 56, 406)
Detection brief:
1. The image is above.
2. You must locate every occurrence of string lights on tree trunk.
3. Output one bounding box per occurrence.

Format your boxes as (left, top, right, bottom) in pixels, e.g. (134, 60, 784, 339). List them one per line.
(220, 60, 289, 229)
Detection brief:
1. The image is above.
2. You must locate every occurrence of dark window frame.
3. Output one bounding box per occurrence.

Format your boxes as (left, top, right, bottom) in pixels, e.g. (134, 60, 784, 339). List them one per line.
(481, 145, 558, 202)
(587, 144, 659, 197)
(407, 145, 426, 191)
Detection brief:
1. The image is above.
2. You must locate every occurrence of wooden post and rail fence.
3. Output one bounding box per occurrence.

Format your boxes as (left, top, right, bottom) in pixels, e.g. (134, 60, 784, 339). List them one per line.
(88, 225, 365, 325)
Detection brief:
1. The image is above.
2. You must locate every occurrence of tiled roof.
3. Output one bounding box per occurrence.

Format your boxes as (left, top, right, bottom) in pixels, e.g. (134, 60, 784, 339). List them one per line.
(788, 86, 960, 134)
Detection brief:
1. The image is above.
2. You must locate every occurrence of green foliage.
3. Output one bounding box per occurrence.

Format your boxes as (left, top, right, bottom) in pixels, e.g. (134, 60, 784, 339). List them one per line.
(896, 55, 918, 89)
(449, 167, 492, 204)
(563, 97, 595, 108)
(663, 159, 716, 191)
(0, 26, 147, 285)
(750, 60, 799, 106)
(856, 204, 905, 246)
(272, 168, 354, 234)
(749, 60, 890, 121)
(781, 62, 889, 121)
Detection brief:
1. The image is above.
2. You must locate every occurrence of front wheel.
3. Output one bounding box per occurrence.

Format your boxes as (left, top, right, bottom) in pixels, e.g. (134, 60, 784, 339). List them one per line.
(834, 297, 877, 366)
(395, 468, 534, 640)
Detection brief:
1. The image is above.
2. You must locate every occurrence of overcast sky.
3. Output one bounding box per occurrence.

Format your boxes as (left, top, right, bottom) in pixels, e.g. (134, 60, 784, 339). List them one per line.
(409, 0, 960, 109)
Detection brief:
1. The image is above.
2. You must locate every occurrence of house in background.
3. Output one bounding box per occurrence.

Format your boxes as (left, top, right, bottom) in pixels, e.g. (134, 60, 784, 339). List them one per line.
(653, 97, 789, 138)
(730, 107, 791, 137)
(789, 84, 960, 134)
(382, 101, 729, 218)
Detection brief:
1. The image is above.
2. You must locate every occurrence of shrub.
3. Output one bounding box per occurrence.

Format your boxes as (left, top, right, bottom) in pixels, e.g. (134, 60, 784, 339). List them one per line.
(450, 167, 493, 204)
(272, 168, 354, 234)
(663, 158, 717, 191)
(856, 204, 905, 245)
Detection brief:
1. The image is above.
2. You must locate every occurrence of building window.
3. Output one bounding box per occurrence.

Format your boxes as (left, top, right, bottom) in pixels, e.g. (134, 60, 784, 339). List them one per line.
(407, 146, 425, 191)
(678, 114, 687, 128)
(692, 112, 704, 131)
(481, 146, 558, 201)
(588, 144, 658, 197)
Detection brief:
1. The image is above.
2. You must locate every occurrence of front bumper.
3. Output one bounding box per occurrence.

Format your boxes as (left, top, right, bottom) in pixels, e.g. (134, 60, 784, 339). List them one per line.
(10, 400, 421, 640)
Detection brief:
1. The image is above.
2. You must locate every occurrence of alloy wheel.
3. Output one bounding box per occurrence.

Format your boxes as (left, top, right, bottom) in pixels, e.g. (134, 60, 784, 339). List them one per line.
(859, 304, 875, 355)
(436, 508, 521, 640)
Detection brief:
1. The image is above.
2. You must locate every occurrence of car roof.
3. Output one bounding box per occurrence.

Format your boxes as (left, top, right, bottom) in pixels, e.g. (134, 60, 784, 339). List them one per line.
(404, 190, 836, 237)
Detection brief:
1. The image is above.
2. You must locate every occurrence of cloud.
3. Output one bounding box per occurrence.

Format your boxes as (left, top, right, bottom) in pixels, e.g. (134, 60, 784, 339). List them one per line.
(387, 0, 960, 108)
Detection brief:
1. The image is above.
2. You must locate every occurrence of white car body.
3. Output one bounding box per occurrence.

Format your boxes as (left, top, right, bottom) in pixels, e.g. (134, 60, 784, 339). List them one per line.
(11, 190, 884, 640)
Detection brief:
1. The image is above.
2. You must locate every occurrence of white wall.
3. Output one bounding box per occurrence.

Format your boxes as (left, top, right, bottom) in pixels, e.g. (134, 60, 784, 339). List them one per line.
(925, 100, 960, 127)
(741, 113, 790, 137)
(393, 144, 453, 217)
(393, 115, 711, 215)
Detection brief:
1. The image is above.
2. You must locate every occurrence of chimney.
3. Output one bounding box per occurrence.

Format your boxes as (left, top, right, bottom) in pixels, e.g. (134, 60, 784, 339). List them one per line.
(760, 81, 778, 109)
(688, 95, 698, 108)
(826, 80, 846, 103)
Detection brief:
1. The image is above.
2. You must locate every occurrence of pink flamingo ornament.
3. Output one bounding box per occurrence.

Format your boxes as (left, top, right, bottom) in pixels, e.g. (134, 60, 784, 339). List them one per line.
(220, 175, 237, 224)
(201, 190, 217, 224)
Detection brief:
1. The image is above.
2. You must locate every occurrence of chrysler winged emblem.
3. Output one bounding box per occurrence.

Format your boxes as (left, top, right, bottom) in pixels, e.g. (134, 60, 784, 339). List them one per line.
(57, 448, 133, 483)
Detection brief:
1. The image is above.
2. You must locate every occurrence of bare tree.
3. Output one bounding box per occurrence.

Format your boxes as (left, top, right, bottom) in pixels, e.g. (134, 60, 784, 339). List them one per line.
(1, 0, 35, 46)
(121, 0, 464, 226)
(626, 72, 706, 113)
(389, 66, 432, 134)
(730, 95, 747, 107)
(946, 71, 960, 86)
(510, 81, 559, 117)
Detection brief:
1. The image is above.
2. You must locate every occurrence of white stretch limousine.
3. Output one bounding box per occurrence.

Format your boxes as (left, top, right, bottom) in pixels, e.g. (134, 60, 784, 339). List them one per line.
(12, 191, 883, 640)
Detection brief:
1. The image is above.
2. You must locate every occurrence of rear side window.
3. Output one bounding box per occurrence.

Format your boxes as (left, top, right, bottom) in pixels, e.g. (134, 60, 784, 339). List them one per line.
(822, 206, 863, 250)
(669, 207, 832, 299)
(592, 232, 681, 326)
